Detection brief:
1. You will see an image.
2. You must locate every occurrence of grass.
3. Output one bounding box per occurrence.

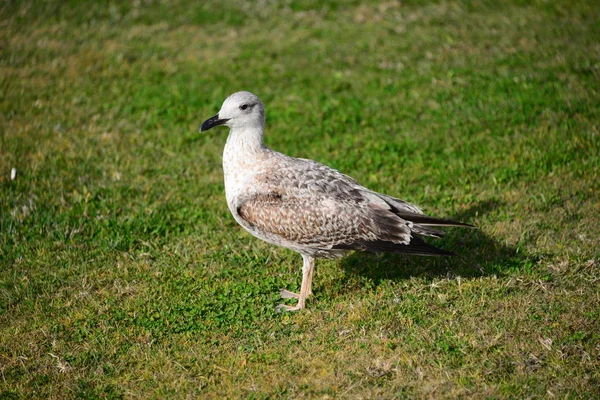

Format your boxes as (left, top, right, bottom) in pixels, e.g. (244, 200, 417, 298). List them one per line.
(1, 0, 599, 398)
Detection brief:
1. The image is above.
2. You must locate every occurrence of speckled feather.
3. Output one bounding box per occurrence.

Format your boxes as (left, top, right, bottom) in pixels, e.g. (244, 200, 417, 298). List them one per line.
(234, 152, 456, 258)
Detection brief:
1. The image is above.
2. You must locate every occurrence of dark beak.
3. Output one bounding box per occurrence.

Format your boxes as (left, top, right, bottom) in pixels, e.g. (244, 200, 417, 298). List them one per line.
(200, 114, 229, 132)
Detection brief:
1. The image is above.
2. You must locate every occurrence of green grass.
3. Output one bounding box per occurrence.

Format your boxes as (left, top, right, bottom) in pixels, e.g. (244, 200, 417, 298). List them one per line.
(1, 0, 599, 398)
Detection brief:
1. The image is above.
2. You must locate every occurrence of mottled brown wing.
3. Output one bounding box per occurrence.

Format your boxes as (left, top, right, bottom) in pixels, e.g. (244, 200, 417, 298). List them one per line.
(234, 154, 463, 256)
(236, 188, 412, 250)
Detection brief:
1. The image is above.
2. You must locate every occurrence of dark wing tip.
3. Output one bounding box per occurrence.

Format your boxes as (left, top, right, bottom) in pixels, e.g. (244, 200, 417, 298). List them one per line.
(333, 235, 455, 257)
(396, 212, 476, 228)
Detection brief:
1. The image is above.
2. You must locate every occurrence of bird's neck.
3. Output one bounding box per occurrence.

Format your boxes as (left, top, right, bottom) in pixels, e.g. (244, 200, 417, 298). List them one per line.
(223, 125, 268, 167)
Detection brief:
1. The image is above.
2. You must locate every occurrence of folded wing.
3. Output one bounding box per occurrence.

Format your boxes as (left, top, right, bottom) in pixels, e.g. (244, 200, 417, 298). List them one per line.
(235, 157, 469, 257)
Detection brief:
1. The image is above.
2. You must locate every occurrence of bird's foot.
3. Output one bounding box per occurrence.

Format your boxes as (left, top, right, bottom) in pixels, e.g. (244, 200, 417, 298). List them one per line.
(275, 303, 304, 313)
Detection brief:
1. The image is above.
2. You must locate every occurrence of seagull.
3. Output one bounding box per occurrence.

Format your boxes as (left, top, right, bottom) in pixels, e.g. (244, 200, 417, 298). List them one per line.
(200, 91, 473, 312)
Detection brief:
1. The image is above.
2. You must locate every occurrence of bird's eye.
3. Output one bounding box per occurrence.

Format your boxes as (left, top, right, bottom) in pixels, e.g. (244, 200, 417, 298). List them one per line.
(239, 104, 249, 111)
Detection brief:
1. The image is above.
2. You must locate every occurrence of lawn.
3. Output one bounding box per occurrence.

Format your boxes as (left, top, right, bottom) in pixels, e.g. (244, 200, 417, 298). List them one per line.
(1, 0, 599, 398)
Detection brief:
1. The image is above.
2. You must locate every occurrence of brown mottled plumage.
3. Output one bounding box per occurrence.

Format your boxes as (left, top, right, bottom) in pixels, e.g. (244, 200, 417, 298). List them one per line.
(200, 91, 473, 312)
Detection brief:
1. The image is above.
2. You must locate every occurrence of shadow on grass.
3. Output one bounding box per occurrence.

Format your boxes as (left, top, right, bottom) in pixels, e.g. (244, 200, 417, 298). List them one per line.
(339, 200, 536, 286)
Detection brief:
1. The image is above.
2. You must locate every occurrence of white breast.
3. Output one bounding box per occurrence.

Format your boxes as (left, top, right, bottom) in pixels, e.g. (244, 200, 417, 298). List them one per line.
(222, 129, 270, 211)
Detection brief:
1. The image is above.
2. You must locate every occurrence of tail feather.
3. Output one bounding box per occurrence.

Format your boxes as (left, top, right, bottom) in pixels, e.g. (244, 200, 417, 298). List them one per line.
(333, 235, 455, 257)
(411, 225, 446, 238)
(378, 193, 475, 228)
(397, 212, 475, 228)
(336, 192, 473, 257)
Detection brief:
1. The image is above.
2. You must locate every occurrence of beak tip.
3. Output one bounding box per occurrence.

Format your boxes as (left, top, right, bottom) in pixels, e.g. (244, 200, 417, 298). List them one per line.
(199, 119, 213, 133)
(199, 114, 229, 133)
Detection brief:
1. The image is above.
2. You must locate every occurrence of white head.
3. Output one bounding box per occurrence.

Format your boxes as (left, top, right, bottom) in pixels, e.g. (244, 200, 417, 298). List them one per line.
(200, 91, 265, 132)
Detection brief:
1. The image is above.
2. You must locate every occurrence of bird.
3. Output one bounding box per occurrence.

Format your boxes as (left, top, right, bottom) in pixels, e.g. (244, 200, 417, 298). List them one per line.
(200, 91, 473, 312)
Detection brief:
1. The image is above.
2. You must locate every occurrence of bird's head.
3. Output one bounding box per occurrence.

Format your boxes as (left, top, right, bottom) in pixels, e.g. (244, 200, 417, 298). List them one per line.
(200, 91, 265, 132)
